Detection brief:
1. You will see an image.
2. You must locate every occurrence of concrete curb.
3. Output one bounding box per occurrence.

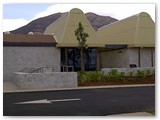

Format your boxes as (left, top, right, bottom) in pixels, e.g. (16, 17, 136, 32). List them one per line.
(3, 84, 155, 93)
(108, 112, 154, 116)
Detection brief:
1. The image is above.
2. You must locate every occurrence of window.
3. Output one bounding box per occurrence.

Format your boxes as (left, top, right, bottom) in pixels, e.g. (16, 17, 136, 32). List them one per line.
(61, 48, 96, 71)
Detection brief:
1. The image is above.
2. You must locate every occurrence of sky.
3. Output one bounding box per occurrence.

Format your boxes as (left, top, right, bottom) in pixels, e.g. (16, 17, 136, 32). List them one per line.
(3, 3, 155, 32)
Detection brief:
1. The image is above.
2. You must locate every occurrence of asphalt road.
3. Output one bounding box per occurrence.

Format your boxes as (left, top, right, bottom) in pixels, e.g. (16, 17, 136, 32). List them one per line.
(3, 86, 155, 116)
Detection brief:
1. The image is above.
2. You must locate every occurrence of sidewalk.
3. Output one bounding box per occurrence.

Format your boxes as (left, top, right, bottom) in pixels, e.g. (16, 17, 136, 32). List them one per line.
(3, 81, 19, 93)
(109, 112, 153, 116)
(3, 81, 155, 93)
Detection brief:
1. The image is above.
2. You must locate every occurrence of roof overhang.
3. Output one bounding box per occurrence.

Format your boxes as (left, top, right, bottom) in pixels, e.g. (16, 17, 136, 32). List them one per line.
(128, 44, 155, 48)
(105, 44, 127, 49)
(3, 42, 57, 47)
(56, 43, 104, 47)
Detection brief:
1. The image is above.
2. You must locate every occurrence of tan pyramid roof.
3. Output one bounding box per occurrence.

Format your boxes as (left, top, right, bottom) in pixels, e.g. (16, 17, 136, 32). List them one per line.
(97, 12, 155, 47)
(44, 8, 104, 47)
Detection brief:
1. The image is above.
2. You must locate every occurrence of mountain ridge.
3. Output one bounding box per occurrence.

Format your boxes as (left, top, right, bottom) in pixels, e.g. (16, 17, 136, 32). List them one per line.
(9, 12, 118, 34)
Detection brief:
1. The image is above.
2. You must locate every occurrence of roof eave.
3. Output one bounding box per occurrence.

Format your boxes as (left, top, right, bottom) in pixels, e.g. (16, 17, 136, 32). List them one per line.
(128, 44, 155, 48)
(56, 43, 104, 47)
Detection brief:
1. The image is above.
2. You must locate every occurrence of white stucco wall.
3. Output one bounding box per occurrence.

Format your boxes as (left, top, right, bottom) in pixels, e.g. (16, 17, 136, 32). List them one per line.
(3, 47, 60, 81)
(100, 48, 155, 68)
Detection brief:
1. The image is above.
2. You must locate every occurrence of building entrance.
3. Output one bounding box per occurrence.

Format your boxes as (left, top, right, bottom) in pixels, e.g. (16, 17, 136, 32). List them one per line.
(61, 48, 96, 71)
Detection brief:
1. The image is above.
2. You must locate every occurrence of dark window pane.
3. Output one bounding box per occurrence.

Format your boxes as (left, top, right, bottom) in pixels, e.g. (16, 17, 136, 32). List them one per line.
(61, 48, 96, 71)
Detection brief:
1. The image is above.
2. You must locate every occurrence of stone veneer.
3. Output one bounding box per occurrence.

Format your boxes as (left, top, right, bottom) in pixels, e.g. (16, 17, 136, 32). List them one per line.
(3, 47, 60, 81)
(13, 72, 77, 89)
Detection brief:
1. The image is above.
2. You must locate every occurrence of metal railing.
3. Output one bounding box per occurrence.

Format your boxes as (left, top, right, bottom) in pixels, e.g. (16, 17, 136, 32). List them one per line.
(19, 67, 35, 73)
(31, 67, 54, 73)
(62, 65, 74, 72)
(19, 67, 54, 73)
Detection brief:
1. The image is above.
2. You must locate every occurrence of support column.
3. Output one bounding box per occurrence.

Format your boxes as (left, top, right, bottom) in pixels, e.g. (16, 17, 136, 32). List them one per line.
(151, 48, 153, 67)
(64, 48, 68, 71)
(138, 47, 141, 67)
(96, 48, 100, 71)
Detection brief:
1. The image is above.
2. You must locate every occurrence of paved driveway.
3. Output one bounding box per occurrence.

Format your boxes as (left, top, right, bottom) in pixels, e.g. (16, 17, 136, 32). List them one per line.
(3, 86, 155, 116)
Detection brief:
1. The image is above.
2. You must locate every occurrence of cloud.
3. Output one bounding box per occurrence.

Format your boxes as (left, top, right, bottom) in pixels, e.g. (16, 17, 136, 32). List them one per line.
(32, 4, 155, 21)
(3, 18, 30, 32)
(3, 4, 155, 32)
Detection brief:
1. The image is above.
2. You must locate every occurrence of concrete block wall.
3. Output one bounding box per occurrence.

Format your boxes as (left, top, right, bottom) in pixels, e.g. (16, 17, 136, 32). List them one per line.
(100, 48, 155, 69)
(128, 48, 155, 67)
(99, 49, 129, 68)
(140, 48, 152, 67)
(128, 48, 139, 67)
(13, 72, 77, 89)
(3, 47, 60, 81)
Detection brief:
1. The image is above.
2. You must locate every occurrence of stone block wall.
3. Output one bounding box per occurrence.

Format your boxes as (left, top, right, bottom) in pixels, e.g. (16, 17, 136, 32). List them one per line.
(3, 47, 60, 81)
(13, 72, 77, 89)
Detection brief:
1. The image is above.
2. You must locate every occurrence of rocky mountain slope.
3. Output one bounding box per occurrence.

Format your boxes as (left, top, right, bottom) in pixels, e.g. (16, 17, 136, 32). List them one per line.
(10, 12, 118, 34)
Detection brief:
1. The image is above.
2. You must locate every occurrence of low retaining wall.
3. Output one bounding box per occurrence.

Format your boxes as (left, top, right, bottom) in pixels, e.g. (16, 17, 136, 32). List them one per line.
(13, 72, 77, 89)
(101, 67, 155, 76)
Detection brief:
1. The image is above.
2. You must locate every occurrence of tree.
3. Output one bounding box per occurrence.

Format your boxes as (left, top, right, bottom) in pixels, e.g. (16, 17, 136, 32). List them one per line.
(75, 22, 89, 71)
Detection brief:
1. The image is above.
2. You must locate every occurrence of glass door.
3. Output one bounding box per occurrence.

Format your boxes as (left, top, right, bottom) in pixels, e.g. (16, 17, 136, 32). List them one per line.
(61, 48, 96, 71)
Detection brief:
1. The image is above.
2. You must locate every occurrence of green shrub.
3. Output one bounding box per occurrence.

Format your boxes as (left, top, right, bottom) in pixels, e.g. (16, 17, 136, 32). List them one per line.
(104, 74, 111, 81)
(152, 70, 155, 80)
(78, 71, 103, 84)
(107, 69, 125, 80)
(152, 70, 155, 76)
(86, 71, 102, 81)
(78, 71, 88, 84)
(108, 69, 118, 79)
(128, 71, 134, 77)
(109, 69, 118, 76)
(137, 69, 146, 78)
(119, 72, 125, 80)
(100, 71, 105, 80)
(79, 74, 88, 84)
(146, 70, 151, 76)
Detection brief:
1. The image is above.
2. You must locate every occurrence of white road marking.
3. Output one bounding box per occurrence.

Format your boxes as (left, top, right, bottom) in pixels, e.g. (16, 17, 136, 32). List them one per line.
(14, 98, 82, 104)
(14, 99, 51, 104)
(49, 98, 82, 103)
